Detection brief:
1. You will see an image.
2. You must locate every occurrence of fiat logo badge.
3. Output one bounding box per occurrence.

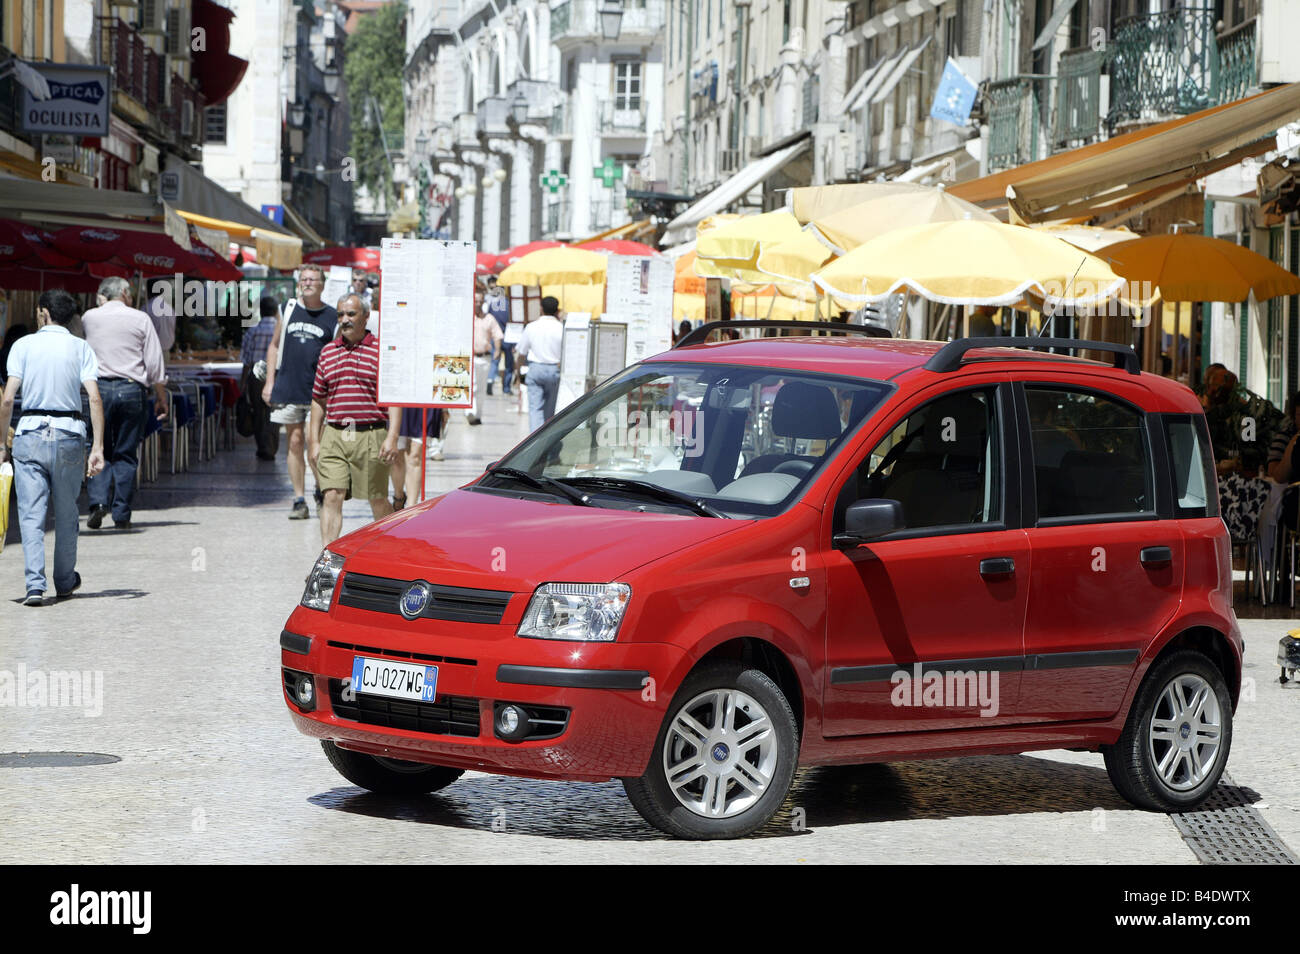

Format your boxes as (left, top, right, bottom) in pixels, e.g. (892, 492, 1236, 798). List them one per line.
(399, 581, 432, 620)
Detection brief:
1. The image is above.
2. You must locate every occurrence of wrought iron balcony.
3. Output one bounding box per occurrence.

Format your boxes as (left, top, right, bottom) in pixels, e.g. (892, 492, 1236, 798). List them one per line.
(476, 96, 510, 136)
(1053, 47, 1102, 149)
(104, 17, 166, 113)
(986, 77, 1039, 173)
(1215, 16, 1258, 105)
(550, 0, 666, 45)
(1107, 4, 1216, 125)
(545, 200, 570, 237)
(598, 98, 647, 135)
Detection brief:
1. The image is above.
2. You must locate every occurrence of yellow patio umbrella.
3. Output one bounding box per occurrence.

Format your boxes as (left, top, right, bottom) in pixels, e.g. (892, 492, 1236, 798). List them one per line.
(789, 181, 934, 225)
(498, 246, 607, 286)
(675, 251, 707, 295)
(1097, 233, 1300, 302)
(674, 292, 706, 321)
(543, 283, 605, 313)
(755, 230, 837, 283)
(808, 186, 997, 255)
(697, 210, 804, 262)
(811, 219, 1126, 307)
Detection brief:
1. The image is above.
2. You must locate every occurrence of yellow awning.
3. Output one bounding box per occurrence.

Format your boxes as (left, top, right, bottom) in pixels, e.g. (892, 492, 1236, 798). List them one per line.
(175, 209, 302, 269)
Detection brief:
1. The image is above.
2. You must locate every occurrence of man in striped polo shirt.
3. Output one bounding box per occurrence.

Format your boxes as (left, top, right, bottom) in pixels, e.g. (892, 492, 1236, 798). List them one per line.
(308, 293, 400, 546)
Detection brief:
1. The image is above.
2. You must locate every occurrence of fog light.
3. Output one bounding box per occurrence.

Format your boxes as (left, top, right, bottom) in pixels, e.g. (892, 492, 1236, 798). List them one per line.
(498, 705, 521, 734)
(297, 675, 314, 706)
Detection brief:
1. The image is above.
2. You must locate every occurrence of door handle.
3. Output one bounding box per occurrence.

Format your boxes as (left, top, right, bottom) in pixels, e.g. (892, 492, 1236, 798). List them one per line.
(979, 557, 1015, 578)
(1140, 546, 1172, 567)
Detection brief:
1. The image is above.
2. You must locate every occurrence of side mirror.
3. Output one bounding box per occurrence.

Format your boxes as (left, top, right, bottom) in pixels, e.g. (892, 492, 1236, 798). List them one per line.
(833, 498, 904, 549)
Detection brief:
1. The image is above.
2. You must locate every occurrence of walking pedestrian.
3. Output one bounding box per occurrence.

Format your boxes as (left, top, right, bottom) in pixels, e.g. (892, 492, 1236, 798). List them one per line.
(351, 269, 373, 307)
(81, 276, 168, 530)
(467, 304, 502, 426)
(516, 295, 563, 431)
(240, 296, 280, 460)
(482, 277, 513, 395)
(308, 293, 399, 547)
(0, 290, 105, 604)
(389, 407, 441, 509)
(262, 264, 338, 519)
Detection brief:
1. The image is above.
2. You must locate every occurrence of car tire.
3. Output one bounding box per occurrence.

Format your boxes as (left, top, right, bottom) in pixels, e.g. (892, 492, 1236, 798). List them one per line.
(623, 661, 799, 839)
(1103, 650, 1232, 812)
(321, 741, 464, 795)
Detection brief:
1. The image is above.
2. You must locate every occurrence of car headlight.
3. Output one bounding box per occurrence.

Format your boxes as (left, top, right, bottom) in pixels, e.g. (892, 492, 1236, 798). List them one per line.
(518, 583, 631, 642)
(301, 550, 345, 612)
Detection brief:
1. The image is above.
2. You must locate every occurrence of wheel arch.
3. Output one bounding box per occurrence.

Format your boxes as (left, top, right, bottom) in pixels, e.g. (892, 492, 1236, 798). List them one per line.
(690, 636, 807, 740)
(1148, 625, 1242, 707)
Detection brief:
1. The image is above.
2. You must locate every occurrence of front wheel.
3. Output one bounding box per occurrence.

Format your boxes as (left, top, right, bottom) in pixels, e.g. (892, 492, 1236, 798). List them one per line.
(321, 741, 464, 795)
(1104, 650, 1232, 811)
(623, 662, 799, 839)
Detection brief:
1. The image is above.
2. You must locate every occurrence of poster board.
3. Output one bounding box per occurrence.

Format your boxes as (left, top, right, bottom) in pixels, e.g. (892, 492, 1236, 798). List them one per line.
(605, 256, 674, 363)
(377, 238, 477, 408)
(555, 313, 591, 414)
(322, 265, 352, 311)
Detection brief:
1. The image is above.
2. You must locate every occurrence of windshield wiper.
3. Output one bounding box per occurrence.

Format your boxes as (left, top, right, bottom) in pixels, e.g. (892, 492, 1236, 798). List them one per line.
(565, 476, 726, 518)
(482, 466, 594, 507)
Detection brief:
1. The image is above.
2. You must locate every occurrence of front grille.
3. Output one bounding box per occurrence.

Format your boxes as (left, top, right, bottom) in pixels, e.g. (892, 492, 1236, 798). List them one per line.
(339, 572, 513, 624)
(329, 679, 481, 738)
(328, 640, 477, 668)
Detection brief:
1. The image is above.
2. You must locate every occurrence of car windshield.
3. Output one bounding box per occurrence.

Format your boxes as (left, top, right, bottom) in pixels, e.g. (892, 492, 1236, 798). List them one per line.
(486, 361, 891, 518)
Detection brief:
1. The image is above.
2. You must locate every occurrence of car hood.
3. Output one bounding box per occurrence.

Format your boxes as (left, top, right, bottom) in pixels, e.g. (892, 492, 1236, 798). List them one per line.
(342, 487, 746, 591)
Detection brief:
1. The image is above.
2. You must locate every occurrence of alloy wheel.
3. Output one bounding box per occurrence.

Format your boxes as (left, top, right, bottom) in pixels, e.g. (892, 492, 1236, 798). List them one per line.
(662, 687, 778, 818)
(1147, 672, 1223, 792)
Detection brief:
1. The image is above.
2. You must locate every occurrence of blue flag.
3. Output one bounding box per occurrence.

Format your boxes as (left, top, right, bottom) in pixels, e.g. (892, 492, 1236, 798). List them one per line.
(930, 58, 978, 126)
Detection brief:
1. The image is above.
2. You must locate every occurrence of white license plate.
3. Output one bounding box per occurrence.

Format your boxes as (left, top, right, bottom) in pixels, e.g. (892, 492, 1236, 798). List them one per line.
(350, 656, 438, 703)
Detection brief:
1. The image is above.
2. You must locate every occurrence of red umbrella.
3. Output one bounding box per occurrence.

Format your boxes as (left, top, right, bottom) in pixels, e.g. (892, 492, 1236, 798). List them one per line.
(0, 218, 78, 268)
(476, 252, 497, 276)
(52, 225, 206, 276)
(0, 263, 101, 293)
(577, 239, 660, 257)
(186, 232, 243, 282)
(304, 246, 381, 271)
(495, 240, 564, 272)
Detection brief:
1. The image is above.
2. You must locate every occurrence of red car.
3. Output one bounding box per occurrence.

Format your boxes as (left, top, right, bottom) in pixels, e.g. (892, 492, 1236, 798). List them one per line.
(281, 327, 1239, 839)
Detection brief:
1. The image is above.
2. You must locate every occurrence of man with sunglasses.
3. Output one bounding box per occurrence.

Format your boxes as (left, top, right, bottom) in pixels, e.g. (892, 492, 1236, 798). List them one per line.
(262, 264, 338, 519)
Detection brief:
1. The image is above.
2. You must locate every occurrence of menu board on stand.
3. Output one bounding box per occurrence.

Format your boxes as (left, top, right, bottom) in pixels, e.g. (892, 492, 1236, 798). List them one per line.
(605, 255, 674, 363)
(322, 265, 352, 312)
(555, 313, 591, 414)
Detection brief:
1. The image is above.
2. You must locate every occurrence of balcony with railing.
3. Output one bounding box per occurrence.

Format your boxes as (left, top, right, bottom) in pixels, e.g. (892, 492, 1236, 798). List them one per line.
(1053, 47, 1102, 149)
(104, 17, 167, 113)
(1215, 16, 1258, 105)
(550, 0, 666, 47)
(986, 77, 1039, 173)
(598, 98, 647, 135)
(1107, 4, 1216, 126)
(544, 200, 570, 238)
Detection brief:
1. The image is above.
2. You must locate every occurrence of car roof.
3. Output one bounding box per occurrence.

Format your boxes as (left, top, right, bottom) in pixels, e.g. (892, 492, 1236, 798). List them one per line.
(647, 336, 1202, 413)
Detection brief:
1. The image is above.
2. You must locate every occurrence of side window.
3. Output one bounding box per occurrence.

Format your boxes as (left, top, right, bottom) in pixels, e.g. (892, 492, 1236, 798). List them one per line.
(1027, 388, 1154, 520)
(836, 388, 1002, 531)
(1166, 415, 1218, 518)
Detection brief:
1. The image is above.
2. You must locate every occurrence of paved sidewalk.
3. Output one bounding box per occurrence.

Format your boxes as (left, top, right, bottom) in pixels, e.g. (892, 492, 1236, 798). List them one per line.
(1, 391, 1297, 862)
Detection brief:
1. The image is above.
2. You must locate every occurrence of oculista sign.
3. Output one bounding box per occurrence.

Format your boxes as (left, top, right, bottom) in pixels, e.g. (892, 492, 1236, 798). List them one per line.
(20, 64, 111, 137)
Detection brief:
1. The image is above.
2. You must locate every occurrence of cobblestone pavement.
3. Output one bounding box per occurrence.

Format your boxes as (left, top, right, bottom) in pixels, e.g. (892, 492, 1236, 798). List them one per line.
(1, 390, 1297, 863)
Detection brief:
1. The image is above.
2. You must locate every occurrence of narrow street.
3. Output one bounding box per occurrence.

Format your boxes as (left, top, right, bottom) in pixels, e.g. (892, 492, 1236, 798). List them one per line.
(2, 391, 1296, 863)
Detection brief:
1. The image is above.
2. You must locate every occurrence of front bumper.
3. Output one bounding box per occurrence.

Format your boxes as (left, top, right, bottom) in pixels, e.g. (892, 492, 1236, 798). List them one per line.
(279, 604, 683, 782)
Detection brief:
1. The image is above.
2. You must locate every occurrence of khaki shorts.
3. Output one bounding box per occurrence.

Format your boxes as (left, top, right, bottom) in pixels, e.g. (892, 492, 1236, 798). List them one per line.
(317, 425, 390, 500)
(270, 403, 310, 425)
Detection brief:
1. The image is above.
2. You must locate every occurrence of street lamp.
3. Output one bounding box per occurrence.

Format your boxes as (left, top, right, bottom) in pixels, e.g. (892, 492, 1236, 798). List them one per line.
(493, 167, 507, 182)
(322, 61, 340, 97)
(599, 0, 624, 40)
(415, 131, 429, 155)
(289, 98, 306, 128)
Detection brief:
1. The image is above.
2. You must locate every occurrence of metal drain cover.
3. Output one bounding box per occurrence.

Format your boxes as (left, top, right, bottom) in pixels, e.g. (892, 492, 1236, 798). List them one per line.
(1171, 775, 1298, 864)
(0, 752, 121, 768)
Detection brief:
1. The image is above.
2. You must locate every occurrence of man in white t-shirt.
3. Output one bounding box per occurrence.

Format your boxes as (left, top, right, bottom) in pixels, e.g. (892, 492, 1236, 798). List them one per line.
(516, 296, 564, 431)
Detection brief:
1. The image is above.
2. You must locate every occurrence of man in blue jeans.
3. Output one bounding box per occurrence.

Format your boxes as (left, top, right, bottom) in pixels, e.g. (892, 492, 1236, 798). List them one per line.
(482, 278, 514, 395)
(81, 276, 168, 529)
(0, 289, 105, 605)
(515, 296, 564, 432)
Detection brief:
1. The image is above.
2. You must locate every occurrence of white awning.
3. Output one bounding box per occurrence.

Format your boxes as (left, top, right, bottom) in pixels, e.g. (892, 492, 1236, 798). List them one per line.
(848, 46, 909, 112)
(870, 36, 931, 106)
(661, 137, 811, 246)
(1032, 0, 1081, 51)
(839, 58, 887, 114)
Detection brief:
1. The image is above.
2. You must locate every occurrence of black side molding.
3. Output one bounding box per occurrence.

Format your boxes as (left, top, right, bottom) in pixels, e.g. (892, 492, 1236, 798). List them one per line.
(496, 665, 649, 691)
(831, 649, 1140, 685)
(1025, 649, 1140, 670)
(280, 631, 312, 655)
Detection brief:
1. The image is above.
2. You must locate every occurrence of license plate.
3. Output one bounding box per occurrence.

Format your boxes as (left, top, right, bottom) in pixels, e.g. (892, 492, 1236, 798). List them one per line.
(350, 656, 438, 703)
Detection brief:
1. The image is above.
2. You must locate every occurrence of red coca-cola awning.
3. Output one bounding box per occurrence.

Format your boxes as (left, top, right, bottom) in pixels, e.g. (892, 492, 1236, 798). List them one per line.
(0, 218, 79, 269)
(304, 246, 381, 271)
(0, 264, 102, 293)
(187, 231, 243, 281)
(191, 0, 249, 107)
(53, 225, 207, 277)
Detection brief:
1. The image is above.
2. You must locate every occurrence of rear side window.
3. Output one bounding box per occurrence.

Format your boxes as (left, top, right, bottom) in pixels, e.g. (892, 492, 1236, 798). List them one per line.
(1027, 388, 1154, 521)
(1165, 415, 1219, 518)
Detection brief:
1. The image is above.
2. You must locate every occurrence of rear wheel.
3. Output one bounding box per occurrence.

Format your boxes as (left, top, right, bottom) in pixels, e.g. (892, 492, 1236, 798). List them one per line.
(1104, 650, 1232, 811)
(321, 741, 464, 795)
(623, 662, 799, 839)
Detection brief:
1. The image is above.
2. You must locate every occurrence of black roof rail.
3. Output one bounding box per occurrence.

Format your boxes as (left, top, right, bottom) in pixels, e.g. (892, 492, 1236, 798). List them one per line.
(675, 319, 892, 349)
(924, 337, 1141, 375)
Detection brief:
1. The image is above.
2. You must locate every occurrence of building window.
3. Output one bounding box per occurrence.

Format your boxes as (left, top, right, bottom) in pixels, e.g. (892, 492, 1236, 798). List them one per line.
(782, 0, 791, 44)
(204, 103, 228, 144)
(614, 61, 643, 110)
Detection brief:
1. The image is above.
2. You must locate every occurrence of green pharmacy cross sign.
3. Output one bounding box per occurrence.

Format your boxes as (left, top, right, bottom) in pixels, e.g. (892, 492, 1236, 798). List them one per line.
(592, 157, 624, 188)
(539, 169, 568, 193)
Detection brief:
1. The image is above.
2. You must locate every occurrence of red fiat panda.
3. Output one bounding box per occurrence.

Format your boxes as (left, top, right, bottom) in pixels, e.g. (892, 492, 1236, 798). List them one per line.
(281, 327, 1240, 839)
